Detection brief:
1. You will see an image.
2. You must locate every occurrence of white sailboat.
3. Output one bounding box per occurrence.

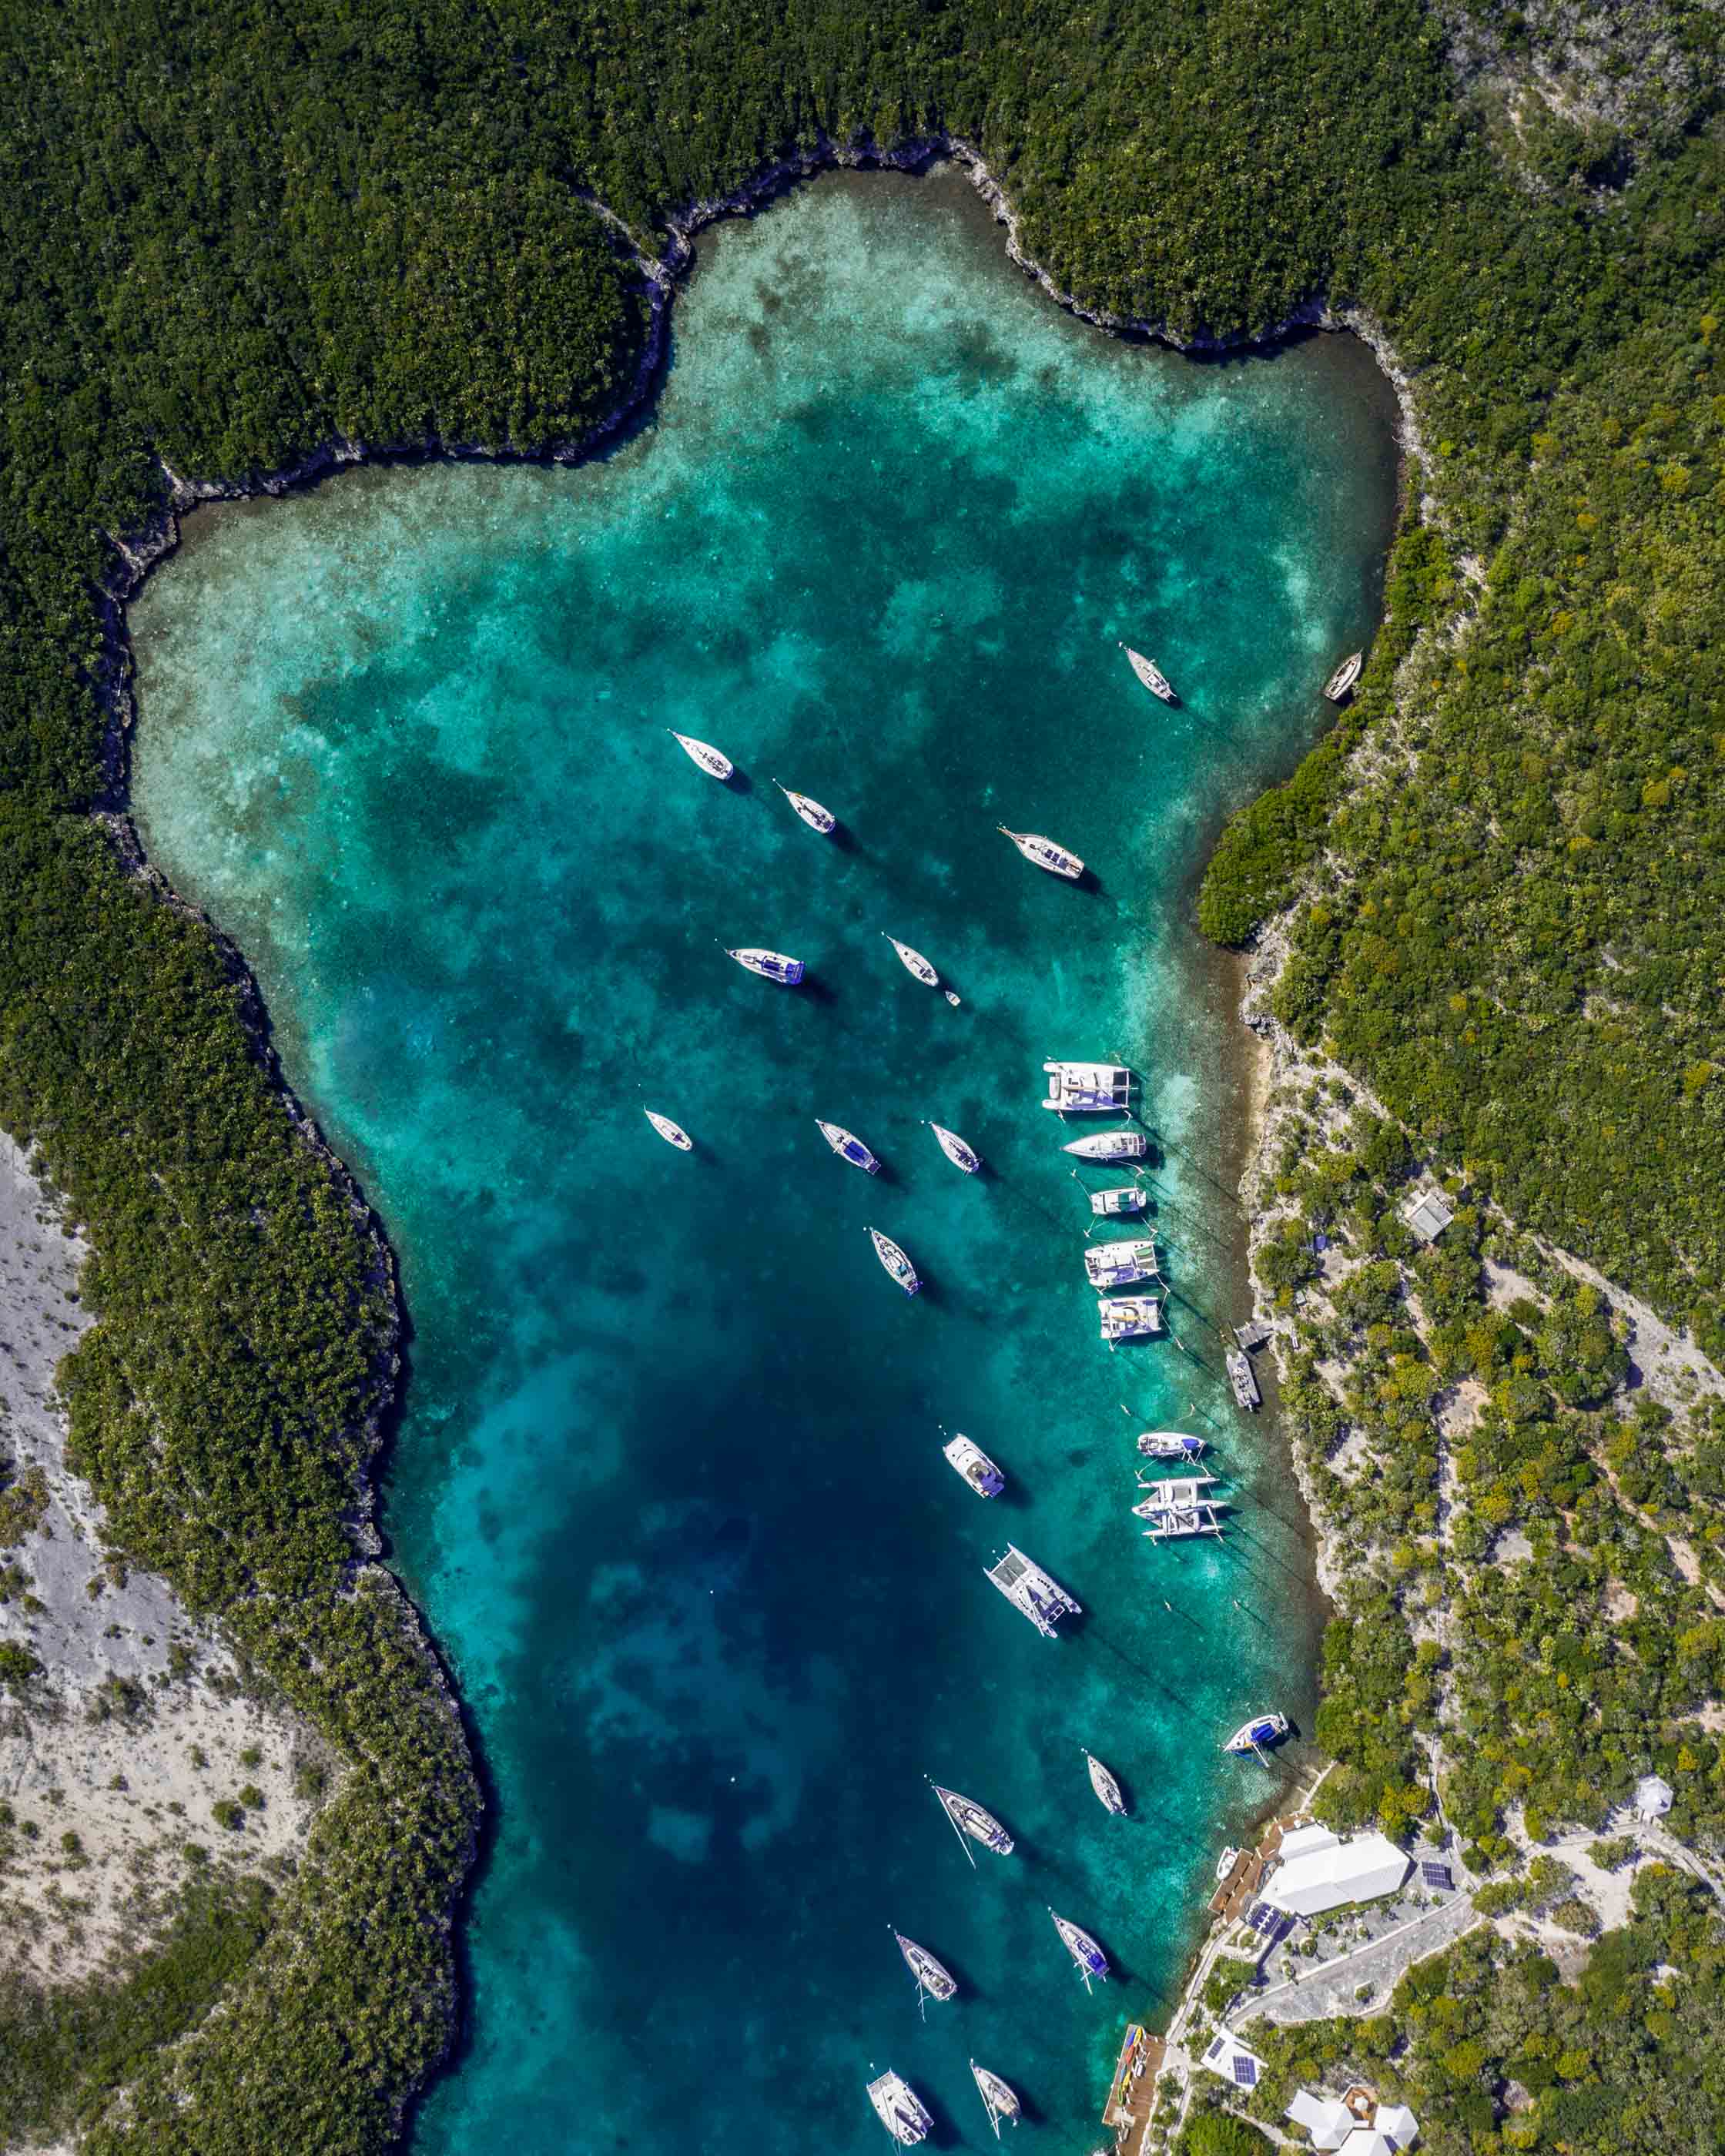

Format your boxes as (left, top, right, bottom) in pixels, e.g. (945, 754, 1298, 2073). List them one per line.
(891, 1928, 957, 2011)
(1137, 1430, 1206, 1461)
(928, 1779, 1014, 1859)
(997, 825, 1084, 879)
(926, 1121, 982, 1174)
(725, 946, 805, 986)
(943, 1431, 1005, 1497)
(1325, 651, 1365, 701)
(667, 728, 735, 780)
(867, 1227, 922, 1297)
(1083, 1749, 1127, 1816)
(866, 2070, 933, 2147)
(883, 933, 940, 987)
(1224, 1711, 1291, 1756)
(641, 1108, 692, 1152)
(1049, 1907, 1110, 1989)
(1119, 644, 1177, 702)
(1063, 1129, 1148, 1163)
(775, 780, 837, 833)
(970, 2061, 1022, 2137)
(816, 1119, 880, 1173)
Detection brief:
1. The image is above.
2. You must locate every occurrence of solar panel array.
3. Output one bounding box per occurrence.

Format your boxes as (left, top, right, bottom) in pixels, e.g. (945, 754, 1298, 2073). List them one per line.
(1232, 2056, 1258, 2088)
(1422, 1861, 1454, 1890)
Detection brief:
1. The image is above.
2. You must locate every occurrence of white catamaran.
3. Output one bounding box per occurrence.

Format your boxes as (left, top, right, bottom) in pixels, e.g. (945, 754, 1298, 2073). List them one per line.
(926, 1121, 983, 1174)
(998, 825, 1084, 880)
(1084, 1237, 1160, 1288)
(1044, 1060, 1136, 1114)
(866, 2070, 933, 2147)
(970, 2061, 1022, 2138)
(985, 1545, 1081, 1637)
(1063, 1128, 1148, 1163)
(725, 946, 805, 986)
(642, 1108, 692, 1152)
(883, 933, 940, 988)
(1083, 1749, 1127, 1816)
(1098, 1294, 1163, 1345)
(943, 1431, 1006, 1498)
(1134, 1475, 1226, 1541)
(816, 1118, 880, 1173)
(929, 1779, 1014, 1860)
(1087, 1181, 1148, 1217)
(1224, 1711, 1291, 1756)
(1119, 644, 1177, 703)
(867, 1227, 922, 1297)
(667, 728, 735, 780)
(1324, 651, 1365, 701)
(1050, 1907, 1110, 1989)
(775, 780, 836, 833)
(892, 1929, 957, 2012)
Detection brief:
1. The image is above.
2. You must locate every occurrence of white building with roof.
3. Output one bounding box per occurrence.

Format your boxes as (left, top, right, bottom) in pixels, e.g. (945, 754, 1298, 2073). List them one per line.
(1198, 2030, 1265, 2095)
(1634, 1773, 1673, 1820)
(1287, 2085, 1419, 2152)
(1262, 1824, 1410, 1917)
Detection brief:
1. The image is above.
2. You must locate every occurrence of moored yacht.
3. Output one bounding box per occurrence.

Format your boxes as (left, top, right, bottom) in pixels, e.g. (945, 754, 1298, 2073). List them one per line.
(816, 1118, 880, 1173)
(1098, 1294, 1163, 1344)
(1133, 1475, 1226, 1540)
(1088, 1181, 1148, 1217)
(775, 780, 836, 832)
(929, 1780, 1014, 1857)
(1084, 1237, 1160, 1288)
(892, 1929, 957, 2008)
(642, 1108, 692, 1151)
(1224, 1711, 1291, 1756)
(943, 1432, 1005, 1498)
(1063, 1128, 1148, 1163)
(1226, 1348, 1261, 1411)
(1119, 644, 1177, 702)
(1044, 1060, 1135, 1114)
(1137, 1430, 1207, 1461)
(883, 934, 940, 987)
(667, 728, 735, 780)
(998, 825, 1084, 879)
(725, 946, 805, 985)
(1049, 1907, 1110, 1988)
(867, 1227, 921, 1296)
(970, 2061, 1022, 2138)
(926, 1121, 983, 1174)
(985, 1545, 1081, 1637)
(866, 2070, 933, 2146)
(1325, 651, 1365, 701)
(1083, 1749, 1127, 1816)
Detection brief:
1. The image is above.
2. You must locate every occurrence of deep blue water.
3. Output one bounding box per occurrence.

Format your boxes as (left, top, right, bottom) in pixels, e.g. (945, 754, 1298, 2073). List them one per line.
(130, 167, 1396, 2154)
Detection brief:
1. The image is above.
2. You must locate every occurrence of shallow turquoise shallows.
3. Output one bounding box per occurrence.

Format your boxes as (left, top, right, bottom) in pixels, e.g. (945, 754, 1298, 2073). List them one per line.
(131, 167, 1396, 2154)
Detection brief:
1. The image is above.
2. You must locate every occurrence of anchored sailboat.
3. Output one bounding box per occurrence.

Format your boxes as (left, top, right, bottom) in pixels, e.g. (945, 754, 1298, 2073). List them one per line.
(926, 1121, 983, 1174)
(1324, 651, 1365, 701)
(1119, 644, 1177, 702)
(891, 1928, 957, 2013)
(928, 1779, 1014, 1860)
(1063, 1129, 1148, 1163)
(866, 2070, 933, 2147)
(816, 1119, 881, 1173)
(642, 1108, 692, 1152)
(1136, 1430, 1207, 1461)
(970, 2061, 1022, 2137)
(725, 946, 805, 986)
(775, 780, 836, 833)
(667, 728, 735, 780)
(997, 825, 1084, 880)
(1083, 1749, 1127, 1816)
(1224, 1711, 1290, 1757)
(867, 1227, 922, 1296)
(1049, 1907, 1110, 1989)
(883, 934, 940, 987)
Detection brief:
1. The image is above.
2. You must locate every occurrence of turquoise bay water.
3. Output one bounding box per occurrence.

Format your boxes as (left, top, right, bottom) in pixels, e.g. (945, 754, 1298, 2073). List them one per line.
(131, 170, 1395, 2154)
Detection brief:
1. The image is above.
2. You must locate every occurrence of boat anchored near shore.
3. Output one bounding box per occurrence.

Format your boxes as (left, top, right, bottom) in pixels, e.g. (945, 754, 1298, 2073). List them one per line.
(1136, 1429, 1207, 1461)
(1050, 1907, 1110, 1989)
(1085, 1179, 1149, 1217)
(971, 2062, 1022, 2137)
(1120, 643, 1177, 703)
(926, 1120, 983, 1174)
(1224, 1711, 1291, 1757)
(866, 2070, 933, 2146)
(1324, 650, 1365, 701)
(1098, 1294, 1163, 1345)
(1226, 1347, 1262, 1411)
(642, 1108, 692, 1151)
(998, 825, 1084, 879)
(668, 728, 735, 780)
(1134, 1474, 1226, 1540)
(929, 1778, 1014, 1860)
(943, 1431, 1006, 1498)
(725, 945, 804, 985)
(775, 780, 836, 833)
(1063, 1128, 1148, 1164)
(867, 1227, 922, 1296)
(816, 1119, 880, 1173)
(1084, 1237, 1160, 1288)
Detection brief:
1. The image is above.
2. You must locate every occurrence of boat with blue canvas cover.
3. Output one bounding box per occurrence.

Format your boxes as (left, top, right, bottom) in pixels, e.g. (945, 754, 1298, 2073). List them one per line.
(1224, 1711, 1291, 1756)
(998, 825, 1084, 879)
(816, 1119, 880, 1173)
(986, 1545, 1080, 1636)
(926, 1121, 983, 1174)
(726, 946, 804, 985)
(943, 1432, 1005, 1497)
(1137, 1430, 1206, 1461)
(1050, 1907, 1110, 1988)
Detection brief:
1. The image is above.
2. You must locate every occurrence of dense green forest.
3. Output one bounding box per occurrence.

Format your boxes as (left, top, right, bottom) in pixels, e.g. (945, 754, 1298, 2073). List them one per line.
(2, 0, 1723, 2146)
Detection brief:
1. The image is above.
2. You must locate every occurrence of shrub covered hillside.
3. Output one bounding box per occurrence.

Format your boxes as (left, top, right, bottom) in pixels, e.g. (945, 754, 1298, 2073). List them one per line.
(1, 0, 1722, 2148)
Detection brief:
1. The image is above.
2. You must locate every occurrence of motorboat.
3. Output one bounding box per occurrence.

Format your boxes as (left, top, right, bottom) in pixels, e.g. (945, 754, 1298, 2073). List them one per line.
(1119, 644, 1177, 702)
(943, 1432, 1005, 1498)
(667, 728, 734, 780)
(1063, 1129, 1147, 1164)
(1224, 1711, 1291, 1756)
(926, 1121, 983, 1174)
(1137, 1431, 1206, 1461)
(883, 934, 940, 987)
(867, 1227, 921, 1296)
(1088, 1182, 1147, 1217)
(1325, 651, 1365, 701)
(775, 780, 836, 833)
(1083, 1749, 1127, 1816)
(816, 1119, 880, 1173)
(970, 2062, 1021, 2138)
(725, 946, 804, 986)
(929, 1780, 1014, 1857)
(866, 2071, 933, 2147)
(998, 825, 1084, 879)
(1227, 1348, 1261, 1411)
(985, 1545, 1081, 1637)
(892, 1929, 956, 2009)
(1098, 1295, 1162, 1345)
(1050, 1907, 1110, 1988)
(642, 1108, 692, 1152)
(1133, 1475, 1225, 1540)
(1044, 1061, 1135, 1114)
(1084, 1238, 1159, 1288)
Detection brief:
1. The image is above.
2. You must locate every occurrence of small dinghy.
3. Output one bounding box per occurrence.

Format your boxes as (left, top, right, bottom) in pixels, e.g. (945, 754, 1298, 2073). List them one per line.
(1119, 644, 1177, 703)
(1098, 1295, 1163, 1346)
(1063, 1129, 1148, 1163)
(1324, 651, 1365, 701)
(970, 2061, 1022, 2138)
(929, 1779, 1014, 1859)
(1088, 1182, 1148, 1218)
(866, 2070, 933, 2147)
(725, 946, 805, 986)
(926, 1121, 983, 1174)
(883, 933, 940, 988)
(775, 780, 836, 834)
(816, 1119, 880, 1173)
(1224, 1711, 1291, 1756)
(892, 1929, 957, 2012)
(1049, 1907, 1110, 1989)
(1083, 1749, 1127, 1816)
(943, 1431, 1005, 1498)
(668, 728, 734, 780)
(1137, 1430, 1206, 1461)
(998, 825, 1084, 880)
(642, 1108, 692, 1152)
(867, 1227, 921, 1297)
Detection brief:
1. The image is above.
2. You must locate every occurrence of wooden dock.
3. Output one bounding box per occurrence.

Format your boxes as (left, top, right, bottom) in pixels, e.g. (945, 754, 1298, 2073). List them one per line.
(1102, 2023, 1166, 2152)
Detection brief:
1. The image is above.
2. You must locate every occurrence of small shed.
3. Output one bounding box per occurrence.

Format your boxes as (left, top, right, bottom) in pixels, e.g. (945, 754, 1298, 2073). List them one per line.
(1635, 1773, 1674, 1821)
(1401, 1186, 1454, 1244)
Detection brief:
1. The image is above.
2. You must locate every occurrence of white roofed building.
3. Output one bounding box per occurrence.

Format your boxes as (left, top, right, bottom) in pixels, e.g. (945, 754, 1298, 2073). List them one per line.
(1287, 2084, 1419, 2153)
(1262, 1825, 1410, 1917)
(1634, 1773, 1674, 1820)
